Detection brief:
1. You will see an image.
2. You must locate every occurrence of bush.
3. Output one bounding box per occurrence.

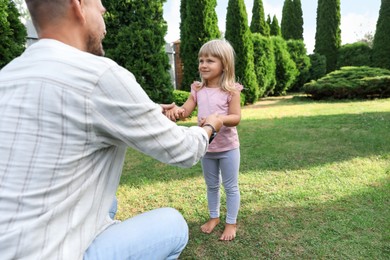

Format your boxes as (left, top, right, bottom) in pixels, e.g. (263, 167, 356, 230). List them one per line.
(286, 39, 311, 92)
(271, 36, 298, 95)
(252, 33, 276, 97)
(308, 53, 327, 81)
(337, 42, 372, 69)
(172, 90, 197, 118)
(303, 66, 390, 99)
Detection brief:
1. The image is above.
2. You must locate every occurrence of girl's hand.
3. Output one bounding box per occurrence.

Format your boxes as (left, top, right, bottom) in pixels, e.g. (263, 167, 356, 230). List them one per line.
(164, 105, 184, 122)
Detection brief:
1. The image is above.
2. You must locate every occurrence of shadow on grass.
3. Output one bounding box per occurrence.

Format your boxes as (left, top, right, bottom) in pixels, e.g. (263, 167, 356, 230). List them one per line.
(120, 111, 390, 187)
(181, 177, 390, 259)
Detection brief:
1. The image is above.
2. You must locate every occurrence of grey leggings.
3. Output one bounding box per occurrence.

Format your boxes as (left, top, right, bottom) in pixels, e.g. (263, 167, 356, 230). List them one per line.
(201, 148, 240, 224)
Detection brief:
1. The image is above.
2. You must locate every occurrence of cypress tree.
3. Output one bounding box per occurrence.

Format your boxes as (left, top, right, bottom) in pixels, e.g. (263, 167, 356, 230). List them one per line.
(0, 0, 26, 69)
(252, 33, 276, 97)
(269, 15, 281, 36)
(225, 0, 259, 104)
(372, 0, 390, 70)
(286, 40, 311, 91)
(180, 0, 220, 91)
(271, 36, 298, 95)
(102, 0, 173, 103)
(250, 0, 269, 36)
(314, 0, 341, 73)
(281, 0, 304, 40)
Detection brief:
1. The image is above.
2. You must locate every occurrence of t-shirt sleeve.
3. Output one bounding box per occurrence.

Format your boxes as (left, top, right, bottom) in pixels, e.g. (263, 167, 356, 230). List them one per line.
(190, 81, 201, 103)
(228, 82, 244, 102)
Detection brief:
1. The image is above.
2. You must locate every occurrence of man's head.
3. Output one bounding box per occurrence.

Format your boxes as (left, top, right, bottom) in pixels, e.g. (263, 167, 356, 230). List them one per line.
(26, 0, 107, 56)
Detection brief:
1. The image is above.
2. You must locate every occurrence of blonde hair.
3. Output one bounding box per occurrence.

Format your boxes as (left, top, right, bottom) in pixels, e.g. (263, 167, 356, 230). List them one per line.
(198, 39, 236, 92)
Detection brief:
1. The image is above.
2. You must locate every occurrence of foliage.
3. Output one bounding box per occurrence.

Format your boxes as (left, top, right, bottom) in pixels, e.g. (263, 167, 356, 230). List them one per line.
(179, 0, 220, 91)
(358, 31, 375, 48)
(117, 95, 390, 259)
(102, 0, 173, 103)
(225, 0, 259, 104)
(11, 0, 29, 20)
(0, 0, 26, 69)
(271, 36, 298, 95)
(337, 42, 372, 69)
(249, 0, 269, 36)
(308, 53, 327, 81)
(303, 66, 390, 99)
(281, 0, 304, 40)
(372, 0, 390, 70)
(286, 40, 311, 92)
(314, 0, 341, 73)
(269, 15, 281, 36)
(252, 33, 276, 97)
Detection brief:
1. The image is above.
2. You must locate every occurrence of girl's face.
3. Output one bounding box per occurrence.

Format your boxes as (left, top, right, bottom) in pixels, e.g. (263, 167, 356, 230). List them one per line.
(198, 55, 223, 86)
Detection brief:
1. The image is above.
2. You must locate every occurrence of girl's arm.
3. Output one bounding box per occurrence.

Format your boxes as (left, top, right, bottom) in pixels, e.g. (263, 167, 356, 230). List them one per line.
(220, 90, 241, 127)
(164, 95, 197, 121)
(179, 95, 197, 119)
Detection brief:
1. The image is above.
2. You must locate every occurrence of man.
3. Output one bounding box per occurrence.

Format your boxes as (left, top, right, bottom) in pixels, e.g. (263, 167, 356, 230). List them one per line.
(0, 0, 222, 259)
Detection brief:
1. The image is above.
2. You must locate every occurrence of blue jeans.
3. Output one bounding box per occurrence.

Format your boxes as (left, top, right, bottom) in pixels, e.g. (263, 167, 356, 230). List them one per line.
(84, 203, 189, 260)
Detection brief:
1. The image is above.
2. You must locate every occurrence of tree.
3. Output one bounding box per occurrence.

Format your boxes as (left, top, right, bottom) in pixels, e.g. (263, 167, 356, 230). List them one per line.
(269, 15, 281, 36)
(0, 0, 26, 69)
(252, 33, 276, 97)
(314, 0, 341, 73)
(372, 0, 390, 70)
(337, 42, 372, 69)
(102, 0, 173, 103)
(272, 36, 298, 95)
(250, 0, 269, 36)
(286, 40, 311, 91)
(225, 0, 259, 104)
(358, 31, 374, 48)
(281, 0, 304, 40)
(180, 0, 220, 91)
(308, 53, 326, 81)
(11, 0, 29, 21)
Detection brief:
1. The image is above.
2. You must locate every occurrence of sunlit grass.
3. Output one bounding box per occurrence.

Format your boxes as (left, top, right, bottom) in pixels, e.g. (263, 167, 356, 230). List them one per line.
(117, 95, 390, 259)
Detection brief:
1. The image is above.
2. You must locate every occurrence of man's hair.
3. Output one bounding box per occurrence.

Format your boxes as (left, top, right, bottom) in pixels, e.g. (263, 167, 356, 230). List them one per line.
(26, 0, 70, 33)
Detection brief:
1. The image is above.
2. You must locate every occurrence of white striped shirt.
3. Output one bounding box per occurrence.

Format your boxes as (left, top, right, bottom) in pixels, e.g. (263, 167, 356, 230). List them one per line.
(0, 39, 208, 260)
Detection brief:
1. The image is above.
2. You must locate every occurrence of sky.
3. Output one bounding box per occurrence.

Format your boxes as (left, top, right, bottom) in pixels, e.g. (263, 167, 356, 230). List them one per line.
(163, 0, 381, 53)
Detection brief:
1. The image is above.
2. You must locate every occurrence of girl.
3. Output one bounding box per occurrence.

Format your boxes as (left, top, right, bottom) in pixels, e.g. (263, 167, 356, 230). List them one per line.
(165, 39, 242, 241)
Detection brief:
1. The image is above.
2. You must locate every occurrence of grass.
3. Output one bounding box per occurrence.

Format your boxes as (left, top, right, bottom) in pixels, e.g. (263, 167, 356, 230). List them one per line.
(116, 95, 390, 259)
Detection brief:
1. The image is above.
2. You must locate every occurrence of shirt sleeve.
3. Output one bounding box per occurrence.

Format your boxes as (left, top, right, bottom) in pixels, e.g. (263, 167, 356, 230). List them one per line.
(227, 83, 244, 102)
(190, 81, 201, 103)
(90, 65, 208, 168)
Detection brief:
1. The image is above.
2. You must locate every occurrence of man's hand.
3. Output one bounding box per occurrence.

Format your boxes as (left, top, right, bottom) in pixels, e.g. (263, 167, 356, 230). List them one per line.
(202, 113, 223, 133)
(160, 102, 176, 114)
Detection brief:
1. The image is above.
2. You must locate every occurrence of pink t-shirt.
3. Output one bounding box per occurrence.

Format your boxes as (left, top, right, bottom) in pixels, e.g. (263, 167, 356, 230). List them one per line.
(191, 81, 243, 153)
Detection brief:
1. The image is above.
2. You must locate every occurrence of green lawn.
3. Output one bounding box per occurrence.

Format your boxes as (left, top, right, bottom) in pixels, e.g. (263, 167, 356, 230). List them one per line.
(116, 95, 390, 259)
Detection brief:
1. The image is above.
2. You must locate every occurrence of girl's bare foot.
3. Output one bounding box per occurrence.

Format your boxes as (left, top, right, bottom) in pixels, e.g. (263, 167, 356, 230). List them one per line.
(200, 218, 220, 234)
(219, 223, 237, 241)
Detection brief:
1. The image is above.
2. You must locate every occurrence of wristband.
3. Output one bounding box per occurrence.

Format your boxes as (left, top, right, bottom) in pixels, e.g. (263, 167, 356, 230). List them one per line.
(203, 124, 217, 144)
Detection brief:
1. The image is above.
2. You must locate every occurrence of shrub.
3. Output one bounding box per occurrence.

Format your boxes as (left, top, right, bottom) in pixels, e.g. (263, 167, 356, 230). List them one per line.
(271, 36, 298, 95)
(286, 39, 311, 92)
(337, 42, 372, 69)
(308, 53, 327, 81)
(303, 66, 390, 99)
(172, 90, 197, 118)
(252, 33, 276, 97)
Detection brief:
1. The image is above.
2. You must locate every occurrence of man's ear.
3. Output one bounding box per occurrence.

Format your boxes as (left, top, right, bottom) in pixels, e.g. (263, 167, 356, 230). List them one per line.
(71, 0, 86, 24)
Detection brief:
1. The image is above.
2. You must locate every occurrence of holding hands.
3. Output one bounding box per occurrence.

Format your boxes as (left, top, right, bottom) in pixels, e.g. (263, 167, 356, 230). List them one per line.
(163, 104, 186, 122)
